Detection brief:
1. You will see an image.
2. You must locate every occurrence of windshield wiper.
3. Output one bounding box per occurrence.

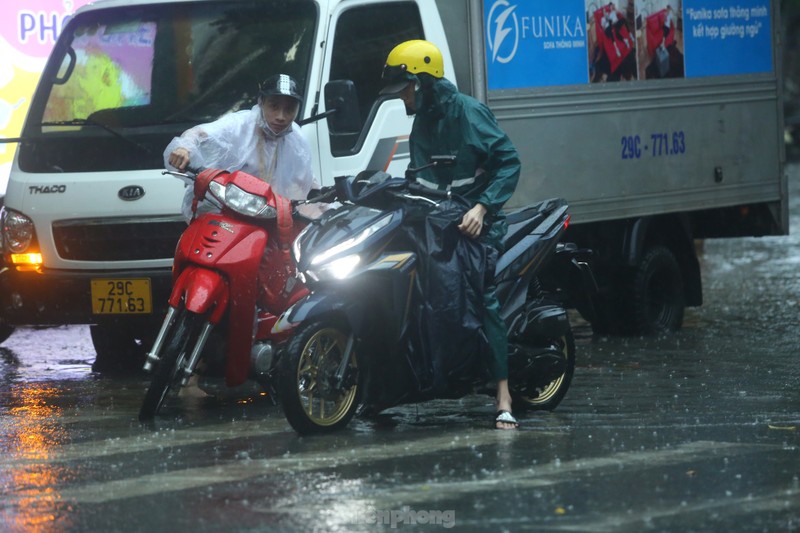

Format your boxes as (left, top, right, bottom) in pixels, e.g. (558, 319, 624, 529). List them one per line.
(39, 118, 154, 155)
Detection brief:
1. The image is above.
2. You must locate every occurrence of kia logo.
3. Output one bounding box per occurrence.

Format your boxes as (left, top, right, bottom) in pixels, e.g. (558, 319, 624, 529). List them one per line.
(118, 185, 145, 201)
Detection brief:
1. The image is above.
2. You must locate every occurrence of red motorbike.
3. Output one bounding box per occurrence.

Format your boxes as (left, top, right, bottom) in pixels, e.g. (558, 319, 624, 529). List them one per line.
(138, 168, 310, 420)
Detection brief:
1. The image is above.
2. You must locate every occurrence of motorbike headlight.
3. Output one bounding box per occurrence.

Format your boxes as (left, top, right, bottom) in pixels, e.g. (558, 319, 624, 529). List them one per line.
(310, 213, 393, 267)
(311, 254, 361, 281)
(2, 209, 35, 253)
(208, 181, 278, 219)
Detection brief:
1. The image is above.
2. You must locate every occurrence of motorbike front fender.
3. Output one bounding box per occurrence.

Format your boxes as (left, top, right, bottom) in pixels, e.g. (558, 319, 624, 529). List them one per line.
(170, 266, 229, 323)
(273, 289, 366, 335)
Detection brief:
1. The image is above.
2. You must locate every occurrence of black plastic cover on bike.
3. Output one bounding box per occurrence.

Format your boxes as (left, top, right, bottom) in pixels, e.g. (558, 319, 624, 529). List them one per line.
(399, 197, 496, 393)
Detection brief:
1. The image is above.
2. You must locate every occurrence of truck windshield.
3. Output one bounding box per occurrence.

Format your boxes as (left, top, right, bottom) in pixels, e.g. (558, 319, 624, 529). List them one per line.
(19, 1, 317, 173)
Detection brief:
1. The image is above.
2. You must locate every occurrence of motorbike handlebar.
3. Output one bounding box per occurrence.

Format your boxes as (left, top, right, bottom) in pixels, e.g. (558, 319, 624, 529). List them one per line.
(162, 165, 204, 182)
(406, 182, 451, 200)
(330, 172, 460, 206)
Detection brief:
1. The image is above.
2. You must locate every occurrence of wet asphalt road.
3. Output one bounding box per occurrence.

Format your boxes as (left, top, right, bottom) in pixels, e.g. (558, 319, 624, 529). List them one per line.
(1, 165, 799, 532)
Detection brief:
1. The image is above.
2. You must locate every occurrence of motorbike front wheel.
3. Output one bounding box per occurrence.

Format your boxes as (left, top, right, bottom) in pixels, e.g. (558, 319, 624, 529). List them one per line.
(138, 307, 198, 421)
(278, 320, 361, 435)
(514, 326, 576, 411)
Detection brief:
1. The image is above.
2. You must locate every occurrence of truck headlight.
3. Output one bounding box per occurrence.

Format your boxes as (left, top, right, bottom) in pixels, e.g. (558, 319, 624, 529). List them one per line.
(2, 209, 35, 253)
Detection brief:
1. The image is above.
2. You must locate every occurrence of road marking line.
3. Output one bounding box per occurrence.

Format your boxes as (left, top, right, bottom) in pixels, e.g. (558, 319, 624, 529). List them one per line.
(0, 418, 289, 468)
(49, 439, 778, 505)
(537, 488, 800, 532)
(349, 440, 778, 503)
(50, 431, 554, 503)
(249, 440, 785, 518)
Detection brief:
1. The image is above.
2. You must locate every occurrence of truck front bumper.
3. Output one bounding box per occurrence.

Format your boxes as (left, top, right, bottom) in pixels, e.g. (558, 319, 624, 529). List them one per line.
(0, 266, 174, 326)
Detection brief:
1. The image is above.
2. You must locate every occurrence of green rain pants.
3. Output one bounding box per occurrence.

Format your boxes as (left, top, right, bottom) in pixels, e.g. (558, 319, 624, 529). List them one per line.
(483, 283, 508, 381)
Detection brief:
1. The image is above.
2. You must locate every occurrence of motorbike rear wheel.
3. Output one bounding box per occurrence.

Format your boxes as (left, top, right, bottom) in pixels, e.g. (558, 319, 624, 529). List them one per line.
(278, 320, 361, 435)
(513, 326, 576, 411)
(138, 307, 198, 421)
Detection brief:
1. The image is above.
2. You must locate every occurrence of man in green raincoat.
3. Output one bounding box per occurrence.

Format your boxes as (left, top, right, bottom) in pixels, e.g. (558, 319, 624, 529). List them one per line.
(380, 40, 522, 430)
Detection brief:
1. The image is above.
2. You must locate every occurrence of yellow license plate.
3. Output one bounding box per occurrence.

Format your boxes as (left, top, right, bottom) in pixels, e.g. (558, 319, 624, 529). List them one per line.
(90, 278, 152, 314)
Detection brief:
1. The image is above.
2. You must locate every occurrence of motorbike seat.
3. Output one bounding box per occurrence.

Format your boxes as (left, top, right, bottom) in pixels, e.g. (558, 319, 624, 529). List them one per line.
(502, 204, 549, 248)
(501, 198, 566, 252)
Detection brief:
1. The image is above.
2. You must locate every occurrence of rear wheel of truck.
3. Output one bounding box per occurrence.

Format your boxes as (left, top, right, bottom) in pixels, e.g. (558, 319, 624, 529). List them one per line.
(629, 245, 684, 335)
(90, 324, 153, 375)
(278, 320, 361, 435)
(0, 323, 14, 345)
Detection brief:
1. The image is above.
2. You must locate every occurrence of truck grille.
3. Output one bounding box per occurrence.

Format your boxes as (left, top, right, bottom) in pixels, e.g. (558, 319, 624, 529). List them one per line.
(52, 216, 186, 261)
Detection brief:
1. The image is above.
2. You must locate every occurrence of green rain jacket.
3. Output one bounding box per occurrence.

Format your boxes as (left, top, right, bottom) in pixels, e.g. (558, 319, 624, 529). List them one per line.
(409, 77, 521, 248)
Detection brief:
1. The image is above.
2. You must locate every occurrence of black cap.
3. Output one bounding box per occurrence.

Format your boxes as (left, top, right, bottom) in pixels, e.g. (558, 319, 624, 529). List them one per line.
(259, 74, 302, 102)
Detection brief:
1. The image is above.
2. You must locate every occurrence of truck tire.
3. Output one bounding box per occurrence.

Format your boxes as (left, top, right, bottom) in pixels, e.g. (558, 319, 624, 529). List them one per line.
(630, 245, 684, 335)
(0, 323, 14, 345)
(90, 324, 153, 375)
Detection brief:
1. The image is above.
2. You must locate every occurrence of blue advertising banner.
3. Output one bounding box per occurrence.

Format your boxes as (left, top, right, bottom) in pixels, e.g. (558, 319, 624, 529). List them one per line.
(484, 0, 589, 89)
(682, 0, 772, 76)
(483, 0, 774, 89)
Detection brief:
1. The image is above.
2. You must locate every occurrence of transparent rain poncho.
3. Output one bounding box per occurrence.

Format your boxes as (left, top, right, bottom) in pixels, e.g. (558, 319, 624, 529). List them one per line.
(163, 104, 318, 220)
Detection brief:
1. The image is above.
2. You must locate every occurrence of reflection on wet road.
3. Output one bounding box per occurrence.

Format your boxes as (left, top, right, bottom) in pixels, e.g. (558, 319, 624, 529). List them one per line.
(1, 165, 798, 532)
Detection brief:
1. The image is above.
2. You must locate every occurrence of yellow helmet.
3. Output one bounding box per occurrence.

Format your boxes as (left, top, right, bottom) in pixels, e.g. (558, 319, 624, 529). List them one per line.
(380, 39, 444, 94)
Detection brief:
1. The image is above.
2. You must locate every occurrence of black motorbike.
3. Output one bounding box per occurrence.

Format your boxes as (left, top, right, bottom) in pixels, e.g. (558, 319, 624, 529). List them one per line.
(273, 158, 597, 434)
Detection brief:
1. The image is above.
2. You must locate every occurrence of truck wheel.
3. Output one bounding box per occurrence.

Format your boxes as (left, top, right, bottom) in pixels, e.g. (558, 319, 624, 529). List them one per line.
(90, 324, 153, 375)
(0, 323, 14, 345)
(630, 245, 684, 334)
(278, 320, 361, 435)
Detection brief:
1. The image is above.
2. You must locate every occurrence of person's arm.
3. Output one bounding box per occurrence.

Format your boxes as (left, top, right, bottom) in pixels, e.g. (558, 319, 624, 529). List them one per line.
(163, 110, 247, 171)
(163, 126, 208, 171)
(465, 104, 521, 217)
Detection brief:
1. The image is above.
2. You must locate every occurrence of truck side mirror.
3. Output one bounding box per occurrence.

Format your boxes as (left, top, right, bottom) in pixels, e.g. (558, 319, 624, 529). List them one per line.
(324, 80, 361, 134)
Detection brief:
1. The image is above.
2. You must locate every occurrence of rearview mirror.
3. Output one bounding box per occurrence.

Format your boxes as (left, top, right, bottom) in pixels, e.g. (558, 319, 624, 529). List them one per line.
(324, 80, 361, 135)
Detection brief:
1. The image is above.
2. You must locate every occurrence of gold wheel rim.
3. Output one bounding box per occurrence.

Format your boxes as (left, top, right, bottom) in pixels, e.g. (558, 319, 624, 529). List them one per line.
(295, 327, 358, 426)
(520, 335, 569, 405)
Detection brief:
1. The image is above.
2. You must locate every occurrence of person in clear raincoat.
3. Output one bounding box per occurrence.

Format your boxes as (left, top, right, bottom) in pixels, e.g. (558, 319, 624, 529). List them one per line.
(164, 73, 318, 220)
(163, 73, 319, 309)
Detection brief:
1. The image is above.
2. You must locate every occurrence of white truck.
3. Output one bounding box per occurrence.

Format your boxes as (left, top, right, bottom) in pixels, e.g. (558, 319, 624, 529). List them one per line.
(0, 0, 786, 371)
